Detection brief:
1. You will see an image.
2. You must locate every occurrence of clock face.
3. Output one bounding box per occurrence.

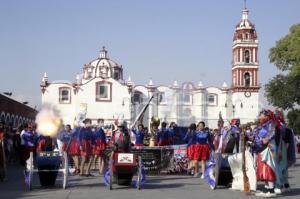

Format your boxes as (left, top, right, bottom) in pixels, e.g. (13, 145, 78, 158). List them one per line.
(244, 91, 251, 98)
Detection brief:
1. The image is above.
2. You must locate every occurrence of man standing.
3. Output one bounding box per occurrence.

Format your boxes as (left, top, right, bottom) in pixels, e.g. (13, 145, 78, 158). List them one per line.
(112, 120, 131, 153)
(21, 123, 35, 171)
(79, 119, 95, 176)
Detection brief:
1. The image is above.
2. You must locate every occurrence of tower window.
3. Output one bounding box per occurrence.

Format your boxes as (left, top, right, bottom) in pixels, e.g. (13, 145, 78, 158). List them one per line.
(244, 50, 250, 63)
(245, 33, 249, 40)
(244, 72, 251, 87)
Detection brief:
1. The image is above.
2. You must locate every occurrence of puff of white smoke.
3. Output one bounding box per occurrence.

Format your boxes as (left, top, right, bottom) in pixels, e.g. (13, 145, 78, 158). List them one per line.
(35, 106, 62, 137)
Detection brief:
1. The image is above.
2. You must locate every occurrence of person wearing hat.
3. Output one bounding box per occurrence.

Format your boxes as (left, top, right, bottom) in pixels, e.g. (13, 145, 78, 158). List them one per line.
(78, 119, 95, 176)
(93, 119, 107, 175)
(111, 120, 131, 153)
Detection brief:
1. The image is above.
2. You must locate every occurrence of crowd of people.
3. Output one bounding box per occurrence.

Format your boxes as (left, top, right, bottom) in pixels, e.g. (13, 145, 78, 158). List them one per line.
(1, 110, 300, 197)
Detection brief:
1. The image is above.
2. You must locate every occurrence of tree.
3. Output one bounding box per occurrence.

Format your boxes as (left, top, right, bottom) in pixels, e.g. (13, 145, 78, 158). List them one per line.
(265, 24, 300, 110)
(287, 109, 300, 134)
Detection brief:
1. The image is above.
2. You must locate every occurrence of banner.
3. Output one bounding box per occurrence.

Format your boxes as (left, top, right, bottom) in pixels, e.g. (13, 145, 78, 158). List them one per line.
(167, 144, 189, 173)
(131, 147, 173, 174)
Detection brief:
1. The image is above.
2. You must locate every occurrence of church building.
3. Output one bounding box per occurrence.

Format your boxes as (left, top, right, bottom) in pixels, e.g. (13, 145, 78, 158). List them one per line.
(40, 7, 260, 128)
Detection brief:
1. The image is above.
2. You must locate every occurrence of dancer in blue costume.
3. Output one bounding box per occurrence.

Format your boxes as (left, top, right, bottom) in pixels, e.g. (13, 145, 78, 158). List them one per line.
(78, 119, 95, 176)
(132, 124, 145, 148)
(157, 122, 169, 146)
(93, 119, 107, 174)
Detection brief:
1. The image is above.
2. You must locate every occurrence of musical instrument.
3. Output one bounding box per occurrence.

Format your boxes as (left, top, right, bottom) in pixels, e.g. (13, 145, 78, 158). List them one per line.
(149, 116, 160, 147)
(241, 126, 250, 194)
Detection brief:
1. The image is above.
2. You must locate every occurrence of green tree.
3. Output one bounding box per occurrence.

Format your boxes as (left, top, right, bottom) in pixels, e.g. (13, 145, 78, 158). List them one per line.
(265, 24, 300, 110)
(287, 109, 300, 134)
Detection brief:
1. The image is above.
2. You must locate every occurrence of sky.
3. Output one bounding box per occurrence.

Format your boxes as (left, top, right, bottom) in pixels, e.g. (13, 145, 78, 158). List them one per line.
(0, 0, 299, 109)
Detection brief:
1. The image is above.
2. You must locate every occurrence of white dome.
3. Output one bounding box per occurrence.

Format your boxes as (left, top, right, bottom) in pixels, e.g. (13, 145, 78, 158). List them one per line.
(82, 46, 123, 81)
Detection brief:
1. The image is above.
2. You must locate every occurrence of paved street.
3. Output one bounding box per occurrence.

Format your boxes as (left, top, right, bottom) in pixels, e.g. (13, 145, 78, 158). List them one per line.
(1, 158, 300, 199)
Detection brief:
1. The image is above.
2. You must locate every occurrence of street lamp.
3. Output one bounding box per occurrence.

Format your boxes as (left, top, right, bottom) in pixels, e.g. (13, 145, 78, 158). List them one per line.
(225, 100, 243, 118)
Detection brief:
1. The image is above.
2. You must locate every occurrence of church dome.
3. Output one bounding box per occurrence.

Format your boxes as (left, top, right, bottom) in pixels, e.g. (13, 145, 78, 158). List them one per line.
(82, 46, 123, 81)
(233, 8, 257, 41)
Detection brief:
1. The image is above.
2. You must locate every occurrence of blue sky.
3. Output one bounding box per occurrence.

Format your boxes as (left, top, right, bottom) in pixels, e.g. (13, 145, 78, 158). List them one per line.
(0, 0, 299, 109)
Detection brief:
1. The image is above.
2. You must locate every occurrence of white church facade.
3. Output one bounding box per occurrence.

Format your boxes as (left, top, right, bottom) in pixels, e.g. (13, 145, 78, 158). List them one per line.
(40, 7, 260, 128)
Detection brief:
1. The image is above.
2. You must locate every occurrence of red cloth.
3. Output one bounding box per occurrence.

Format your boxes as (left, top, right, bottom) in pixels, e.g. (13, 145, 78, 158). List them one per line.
(93, 140, 106, 155)
(68, 139, 80, 156)
(135, 143, 143, 147)
(80, 140, 92, 157)
(37, 140, 45, 153)
(256, 153, 276, 182)
(158, 140, 169, 146)
(187, 144, 196, 159)
(193, 143, 210, 161)
(168, 138, 173, 145)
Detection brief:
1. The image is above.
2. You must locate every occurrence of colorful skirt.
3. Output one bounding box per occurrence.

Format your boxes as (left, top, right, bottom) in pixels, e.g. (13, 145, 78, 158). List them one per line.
(93, 139, 106, 155)
(80, 140, 92, 157)
(256, 153, 276, 182)
(68, 139, 80, 156)
(193, 143, 210, 161)
(186, 144, 196, 159)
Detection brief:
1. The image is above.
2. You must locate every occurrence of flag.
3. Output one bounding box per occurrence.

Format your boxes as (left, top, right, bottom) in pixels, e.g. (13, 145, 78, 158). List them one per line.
(204, 154, 216, 189)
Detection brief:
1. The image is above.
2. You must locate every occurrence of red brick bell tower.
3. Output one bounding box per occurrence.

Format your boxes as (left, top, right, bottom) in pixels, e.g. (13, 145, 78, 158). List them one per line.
(231, 7, 260, 94)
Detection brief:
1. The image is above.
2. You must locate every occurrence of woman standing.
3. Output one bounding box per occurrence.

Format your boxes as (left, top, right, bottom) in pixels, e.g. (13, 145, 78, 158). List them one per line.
(194, 121, 213, 178)
(184, 123, 197, 175)
(68, 126, 81, 175)
(93, 119, 107, 175)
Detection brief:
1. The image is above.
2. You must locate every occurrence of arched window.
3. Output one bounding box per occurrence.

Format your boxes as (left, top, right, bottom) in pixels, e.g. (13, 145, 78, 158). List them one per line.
(183, 94, 191, 103)
(14, 116, 18, 127)
(244, 72, 251, 87)
(245, 33, 249, 40)
(244, 50, 250, 63)
(5, 114, 10, 125)
(133, 91, 144, 104)
(114, 71, 119, 80)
